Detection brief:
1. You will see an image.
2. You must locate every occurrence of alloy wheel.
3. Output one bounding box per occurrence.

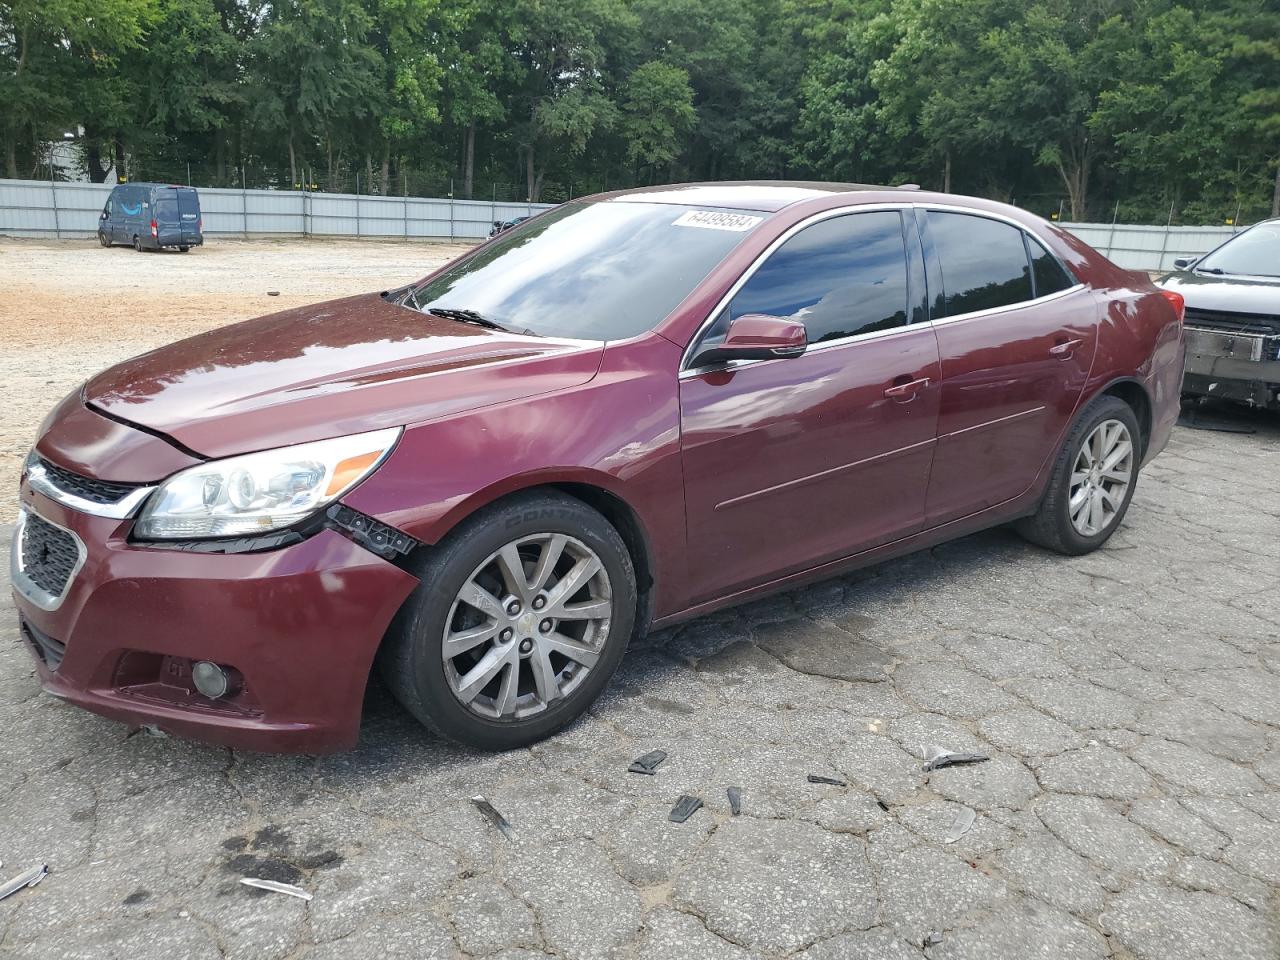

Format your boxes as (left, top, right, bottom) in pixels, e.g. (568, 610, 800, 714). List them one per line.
(442, 533, 613, 721)
(1068, 418, 1134, 537)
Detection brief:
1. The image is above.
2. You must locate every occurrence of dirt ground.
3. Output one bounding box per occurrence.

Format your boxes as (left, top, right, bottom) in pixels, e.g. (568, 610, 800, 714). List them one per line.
(0, 237, 474, 519)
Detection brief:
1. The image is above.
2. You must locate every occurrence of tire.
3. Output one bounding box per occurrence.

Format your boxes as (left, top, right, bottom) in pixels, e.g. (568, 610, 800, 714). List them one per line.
(98, 231, 111, 248)
(133, 235, 142, 252)
(178, 245, 190, 253)
(1015, 395, 1141, 555)
(379, 490, 637, 750)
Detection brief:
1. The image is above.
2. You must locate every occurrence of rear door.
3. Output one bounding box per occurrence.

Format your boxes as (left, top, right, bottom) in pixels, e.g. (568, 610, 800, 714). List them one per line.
(176, 188, 201, 243)
(921, 208, 1097, 527)
(679, 208, 941, 604)
(152, 188, 182, 246)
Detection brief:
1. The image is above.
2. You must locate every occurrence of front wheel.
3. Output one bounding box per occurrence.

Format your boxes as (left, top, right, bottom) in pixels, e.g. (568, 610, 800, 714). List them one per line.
(379, 491, 637, 749)
(1015, 395, 1140, 555)
(98, 231, 111, 247)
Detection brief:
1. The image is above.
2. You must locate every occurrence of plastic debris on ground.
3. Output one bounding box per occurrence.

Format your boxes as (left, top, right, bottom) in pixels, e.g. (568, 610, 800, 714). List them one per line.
(727, 786, 742, 816)
(239, 878, 313, 901)
(944, 806, 976, 843)
(0, 865, 48, 903)
(923, 931, 944, 947)
(806, 774, 847, 786)
(471, 795, 515, 840)
(628, 750, 667, 775)
(920, 743, 989, 772)
(669, 795, 703, 823)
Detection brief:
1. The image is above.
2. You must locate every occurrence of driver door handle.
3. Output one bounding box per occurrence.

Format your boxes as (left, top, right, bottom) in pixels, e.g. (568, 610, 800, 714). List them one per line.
(884, 376, 931, 400)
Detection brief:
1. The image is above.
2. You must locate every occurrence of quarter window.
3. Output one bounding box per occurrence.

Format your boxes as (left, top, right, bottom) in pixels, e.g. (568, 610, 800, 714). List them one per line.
(928, 212, 1032, 316)
(728, 211, 909, 344)
(1027, 236, 1075, 297)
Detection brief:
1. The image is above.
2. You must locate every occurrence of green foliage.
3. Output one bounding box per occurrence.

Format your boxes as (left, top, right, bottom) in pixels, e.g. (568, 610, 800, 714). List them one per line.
(0, 0, 1275, 219)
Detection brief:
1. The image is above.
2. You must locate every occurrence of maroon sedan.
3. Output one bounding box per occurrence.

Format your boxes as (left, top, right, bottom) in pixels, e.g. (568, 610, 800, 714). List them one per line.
(13, 182, 1186, 752)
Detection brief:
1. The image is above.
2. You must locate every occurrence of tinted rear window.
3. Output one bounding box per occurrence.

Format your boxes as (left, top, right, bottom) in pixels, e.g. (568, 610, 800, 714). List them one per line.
(1027, 236, 1075, 296)
(410, 201, 763, 340)
(928, 212, 1032, 316)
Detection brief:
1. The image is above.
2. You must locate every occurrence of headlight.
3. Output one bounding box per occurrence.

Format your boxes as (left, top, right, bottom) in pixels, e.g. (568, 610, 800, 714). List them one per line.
(134, 427, 401, 540)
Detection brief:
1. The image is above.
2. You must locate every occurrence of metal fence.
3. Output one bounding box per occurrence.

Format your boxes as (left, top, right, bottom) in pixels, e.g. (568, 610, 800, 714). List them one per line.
(1058, 221, 1240, 272)
(0, 178, 552, 242)
(0, 177, 1248, 267)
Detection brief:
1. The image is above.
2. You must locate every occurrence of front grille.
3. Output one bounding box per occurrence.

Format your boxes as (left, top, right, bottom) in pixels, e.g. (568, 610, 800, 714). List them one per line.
(1184, 308, 1280, 337)
(20, 619, 66, 671)
(20, 512, 81, 597)
(38, 459, 141, 505)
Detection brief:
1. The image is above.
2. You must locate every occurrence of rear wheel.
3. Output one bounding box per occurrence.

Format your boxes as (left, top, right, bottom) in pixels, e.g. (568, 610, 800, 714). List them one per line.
(1015, 395, 1140, 555)
(133, 235, 142, 252)
(178, 245, 190, 253)
(379, 491, 636, 749)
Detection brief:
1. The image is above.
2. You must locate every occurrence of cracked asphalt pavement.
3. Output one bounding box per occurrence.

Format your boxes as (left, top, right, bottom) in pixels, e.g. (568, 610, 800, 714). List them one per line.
(2, 403, 1278, 960)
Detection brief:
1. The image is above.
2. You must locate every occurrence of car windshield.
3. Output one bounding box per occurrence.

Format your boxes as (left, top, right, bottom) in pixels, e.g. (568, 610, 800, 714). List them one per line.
(1195, 222, 1280, 278)
(407, 201, 766, 340)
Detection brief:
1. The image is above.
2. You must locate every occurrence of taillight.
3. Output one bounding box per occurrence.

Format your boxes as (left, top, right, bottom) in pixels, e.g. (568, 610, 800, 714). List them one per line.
(150, 219, 158, 237)
(1159, 290, 1185, 323)
(197, 218, 202, 233)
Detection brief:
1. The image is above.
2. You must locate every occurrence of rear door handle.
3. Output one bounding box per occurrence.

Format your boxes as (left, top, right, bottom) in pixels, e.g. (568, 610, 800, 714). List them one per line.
(884, 376, 931, 400)
(1049, 338, 1083, 358)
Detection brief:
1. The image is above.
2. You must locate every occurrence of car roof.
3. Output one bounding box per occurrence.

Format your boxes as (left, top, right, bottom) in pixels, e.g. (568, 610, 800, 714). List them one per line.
(595, 180, 919, 212)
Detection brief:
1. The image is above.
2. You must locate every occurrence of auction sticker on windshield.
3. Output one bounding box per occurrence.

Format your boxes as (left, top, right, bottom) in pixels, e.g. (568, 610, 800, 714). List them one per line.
(672, 210, 763, 232)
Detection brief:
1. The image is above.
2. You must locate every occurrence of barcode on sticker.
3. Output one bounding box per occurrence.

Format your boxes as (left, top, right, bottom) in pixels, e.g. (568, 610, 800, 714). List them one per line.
(672, 210, 763, 232)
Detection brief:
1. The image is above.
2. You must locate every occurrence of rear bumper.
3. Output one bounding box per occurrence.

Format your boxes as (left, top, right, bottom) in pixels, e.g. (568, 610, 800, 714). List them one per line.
(11, 484, 419, 753)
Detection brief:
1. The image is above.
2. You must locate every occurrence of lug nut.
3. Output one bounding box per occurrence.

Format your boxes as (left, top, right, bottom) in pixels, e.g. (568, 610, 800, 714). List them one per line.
(506, 600, 522, 616)
(539, 619, 554, 633)
(519, 638, 534, 654)
(500, 627, 514, 642)
(532, 596, 546, 610)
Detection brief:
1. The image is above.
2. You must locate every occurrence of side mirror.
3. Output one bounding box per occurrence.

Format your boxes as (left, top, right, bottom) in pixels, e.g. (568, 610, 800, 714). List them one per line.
(691, 313, 807, 368)
(1172, 256, 1198, 270)
(100, 211, 108, 220)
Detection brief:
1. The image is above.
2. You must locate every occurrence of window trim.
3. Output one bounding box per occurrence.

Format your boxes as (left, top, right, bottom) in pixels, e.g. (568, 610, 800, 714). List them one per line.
(680, 202, 1084, 375)
(680, 203, 916, 376)
(920, 205, 1085, 327)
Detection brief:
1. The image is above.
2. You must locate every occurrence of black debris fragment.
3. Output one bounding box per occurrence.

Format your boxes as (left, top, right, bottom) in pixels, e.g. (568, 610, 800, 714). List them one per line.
(471, 795, 515, 840)
(807, 774, 847, 786)
(628, 750, 668, 775)
(876, 799, 890, 812)
(920, 743, 989, 772)
(669, 795, 703, 823)
(727, 787, 742, 816)
(923, 931, 944, 947)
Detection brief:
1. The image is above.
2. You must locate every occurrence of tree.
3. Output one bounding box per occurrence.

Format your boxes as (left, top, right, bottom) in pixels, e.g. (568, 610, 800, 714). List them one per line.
(619, 61, 694, 178)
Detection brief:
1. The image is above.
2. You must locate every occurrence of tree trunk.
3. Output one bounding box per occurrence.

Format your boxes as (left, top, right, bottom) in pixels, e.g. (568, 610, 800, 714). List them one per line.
(943, 151, 951, 193)
(365, 152, 374, 194)
(464, 123, 476, 199)
(525, 145, 537, 202)
(1272, 157, 1280, 218)
(5, 138, 18, 179)
(379, 143, 390, 196)
(114, 139, 127, 181)
(288, 129, 298, 188)
(86, 142, 110, 183)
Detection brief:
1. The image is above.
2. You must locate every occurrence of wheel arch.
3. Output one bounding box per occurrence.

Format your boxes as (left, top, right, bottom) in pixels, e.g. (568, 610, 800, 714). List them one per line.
(1095, 377, 1152, 458)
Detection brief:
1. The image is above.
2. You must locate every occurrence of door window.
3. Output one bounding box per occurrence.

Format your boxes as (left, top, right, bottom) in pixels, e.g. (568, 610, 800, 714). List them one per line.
(726, 211, 910, 345)
(927, 212, 1033, 317)
(1026, 236, 1076, 297)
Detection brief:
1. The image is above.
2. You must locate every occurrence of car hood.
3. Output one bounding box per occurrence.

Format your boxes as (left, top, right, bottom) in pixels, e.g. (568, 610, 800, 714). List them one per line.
(1156, 271, 1280, 315)
(85, 293, 604, 459)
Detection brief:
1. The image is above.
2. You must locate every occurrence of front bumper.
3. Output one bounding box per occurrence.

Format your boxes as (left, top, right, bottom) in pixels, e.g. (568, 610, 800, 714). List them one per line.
(1182, 326, 1280, 407)
(11, 484, 419, 753)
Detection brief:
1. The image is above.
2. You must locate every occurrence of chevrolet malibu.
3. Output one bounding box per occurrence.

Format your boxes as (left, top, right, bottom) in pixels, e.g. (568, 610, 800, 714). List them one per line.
(13, 182, 1186, 752)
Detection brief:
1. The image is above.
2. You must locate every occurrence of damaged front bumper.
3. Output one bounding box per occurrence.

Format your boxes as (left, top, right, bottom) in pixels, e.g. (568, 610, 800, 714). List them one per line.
(1182, 323, 1280, 408)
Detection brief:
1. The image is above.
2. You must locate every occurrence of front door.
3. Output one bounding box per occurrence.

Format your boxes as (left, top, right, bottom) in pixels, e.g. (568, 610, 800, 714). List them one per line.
(920, 209, 1098, 527)
(679, 209, 941, 605)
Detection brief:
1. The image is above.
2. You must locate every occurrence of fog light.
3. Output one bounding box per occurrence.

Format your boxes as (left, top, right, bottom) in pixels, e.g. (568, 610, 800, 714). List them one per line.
(192, 660, 230, 699)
